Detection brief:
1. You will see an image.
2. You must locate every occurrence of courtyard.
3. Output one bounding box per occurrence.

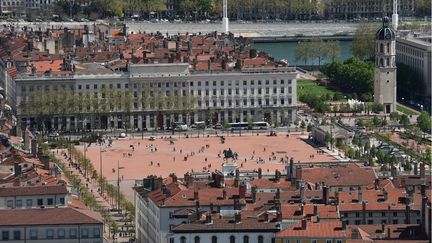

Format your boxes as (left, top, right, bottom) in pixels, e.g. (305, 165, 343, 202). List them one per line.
(80, 132, 338, 182)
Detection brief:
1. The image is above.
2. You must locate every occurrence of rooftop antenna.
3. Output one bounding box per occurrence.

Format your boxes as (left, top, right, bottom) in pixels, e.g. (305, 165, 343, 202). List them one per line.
(222, 0, 229, 33)
(392, 0, 398, 30)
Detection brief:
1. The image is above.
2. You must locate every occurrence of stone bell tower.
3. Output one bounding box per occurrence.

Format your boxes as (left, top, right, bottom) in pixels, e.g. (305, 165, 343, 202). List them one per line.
(374, 17, 397, 114)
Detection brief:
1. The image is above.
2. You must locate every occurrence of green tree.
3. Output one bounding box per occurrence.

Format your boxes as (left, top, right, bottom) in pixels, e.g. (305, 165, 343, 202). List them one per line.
(321, 57, 374, 99)
(351, 23, 377, 60)
(399, 114, 410, 127)
(326, 40, 341, 62)
(389, 112, 400, 122)
(310, 37, 327, 66)
(294, 41, 311, 65)
(417, 111, 431, 134)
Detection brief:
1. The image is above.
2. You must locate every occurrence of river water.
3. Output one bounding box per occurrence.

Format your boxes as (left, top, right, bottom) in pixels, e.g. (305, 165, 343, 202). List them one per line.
(252, 40, 354, 66)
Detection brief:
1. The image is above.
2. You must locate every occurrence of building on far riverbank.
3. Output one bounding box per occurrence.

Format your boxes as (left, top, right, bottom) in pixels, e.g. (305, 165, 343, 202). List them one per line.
(396, 32, 432, 104)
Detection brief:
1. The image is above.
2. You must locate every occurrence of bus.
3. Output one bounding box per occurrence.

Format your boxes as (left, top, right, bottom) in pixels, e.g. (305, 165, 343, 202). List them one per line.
(227, 122, 249, 131)
(174, 122, 188, 131)
(226, 121, 271, 131)
(252, 121, 271, 130)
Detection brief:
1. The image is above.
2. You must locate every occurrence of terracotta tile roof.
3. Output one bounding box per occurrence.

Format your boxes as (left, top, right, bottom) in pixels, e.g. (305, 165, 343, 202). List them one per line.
(347, 224, 429, 242)
(171, 213, 278, 233)
(0, 185, 68, 197)
(338, 186, 423, 212)
(0, 208, 102, 226)
(299, 163, 376, 187)
(276, 220, 346, 238)
(5, 66, 18, 78)
(30, 60, 63, 74)
(136, 184, 246, 208)
(281, 204, 339, 220)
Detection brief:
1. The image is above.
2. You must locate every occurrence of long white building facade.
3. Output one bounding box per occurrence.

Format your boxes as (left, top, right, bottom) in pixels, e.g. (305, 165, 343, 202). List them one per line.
(15, 63, 298, 131)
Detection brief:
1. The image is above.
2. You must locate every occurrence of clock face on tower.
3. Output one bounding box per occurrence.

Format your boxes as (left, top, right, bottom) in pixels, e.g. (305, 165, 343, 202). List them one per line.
(385, 33, 392, 40)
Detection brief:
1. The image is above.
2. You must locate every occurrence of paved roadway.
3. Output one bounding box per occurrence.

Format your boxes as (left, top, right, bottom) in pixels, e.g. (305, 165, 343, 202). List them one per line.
(0, 20, 361, 37)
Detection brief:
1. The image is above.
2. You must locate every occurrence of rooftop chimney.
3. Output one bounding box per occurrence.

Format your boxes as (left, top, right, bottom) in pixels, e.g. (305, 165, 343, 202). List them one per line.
(301, 219, 307, 230)
(276, 210, 282, 222)
(358, 191, 363, 203)
(239, 182, 246, 198)
(286, 159, 294, 179)
(194, 190, 199, 200)
(374, 179, 380, 190)
(257, 168, 262, 179)
(362, 201, 367, 224)
(234, 212, 241, 224)
(233, 198, 240, 210)
(300, 204, 305, 216)
(251, 186, 257, 203)
(300, 181, 305, 203)
(341, 219, 347, 230)
(405, 204, 411, 224)
(274, 169, 280, 182)
(14, 163, 21, 176)
(195, 200, 200, 219)
(421, 184, 426, 197)
(222, 189, 227, 200)
(233, 177, 239, 187)
(314, 204, 318, 216)
(323, 186, 329, 205)
(383, 189, 388, 201)
(419, 163, 425, 179)
(263, 212, 269, 222)
(275, 188, 280, 200)
(31, 139, 37, 156)
(205, 213, 212, 224)
(413, 162, 418, 175)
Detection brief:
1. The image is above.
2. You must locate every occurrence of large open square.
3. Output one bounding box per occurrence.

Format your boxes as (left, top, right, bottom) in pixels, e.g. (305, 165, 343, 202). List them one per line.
(80, 132, 338, 182)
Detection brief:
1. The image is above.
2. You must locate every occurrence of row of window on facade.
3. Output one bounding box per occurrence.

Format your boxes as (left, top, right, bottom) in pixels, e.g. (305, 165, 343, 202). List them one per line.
(285, 240, 343, 243)
(396, 44, 425, 58)
(1, 228, 100, 240)
(345, 218, 420, 225)
(6, 197, 65, 208)
(173, 235, 265, 243)
(20, 79, 292, 93)
(196, 98, 292, 108)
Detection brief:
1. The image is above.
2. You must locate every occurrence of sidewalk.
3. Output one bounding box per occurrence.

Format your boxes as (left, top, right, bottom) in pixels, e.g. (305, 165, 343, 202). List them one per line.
(56, 150, 133, 243)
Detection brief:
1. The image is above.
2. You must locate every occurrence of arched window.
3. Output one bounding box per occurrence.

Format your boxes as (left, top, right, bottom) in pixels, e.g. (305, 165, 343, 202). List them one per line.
(380, 43, 384, 53)
(380, 58, 384, 67)
(180, 236, 186, 243)
(243, 235, 249, 243)
(386, 58, 390, 66)
(258, 235, 264, 243)
(387, 43, 390, 53)
(230, 235, 236, 243)
(194, 236, 200, 243)
(212, 236, 218, 243)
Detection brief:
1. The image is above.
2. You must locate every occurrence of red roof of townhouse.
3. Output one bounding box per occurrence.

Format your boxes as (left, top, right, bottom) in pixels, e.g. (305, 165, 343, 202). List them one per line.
(276, 220, 346, 238)
(0, 184, 68, 197)
(337, 184, 423, 212)
(281, 204, 339, 220)
(0, 208, 102, 226)
(298, 163, 376, 187)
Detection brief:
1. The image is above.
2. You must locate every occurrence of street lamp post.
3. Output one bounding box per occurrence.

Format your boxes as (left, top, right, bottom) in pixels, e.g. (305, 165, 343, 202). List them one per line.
(117, 160, 125, 211)
(100, 145, 103, 197)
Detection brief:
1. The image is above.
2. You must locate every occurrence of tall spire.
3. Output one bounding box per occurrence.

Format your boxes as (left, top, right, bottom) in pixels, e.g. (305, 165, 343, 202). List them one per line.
(392, 0, 399, 30)
(222, 0, 229, 33)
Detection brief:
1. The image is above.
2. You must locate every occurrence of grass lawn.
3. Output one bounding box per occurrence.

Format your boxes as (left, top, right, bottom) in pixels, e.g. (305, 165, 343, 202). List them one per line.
(397, 103, 420, 116)
(297, 79, 339, 98)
